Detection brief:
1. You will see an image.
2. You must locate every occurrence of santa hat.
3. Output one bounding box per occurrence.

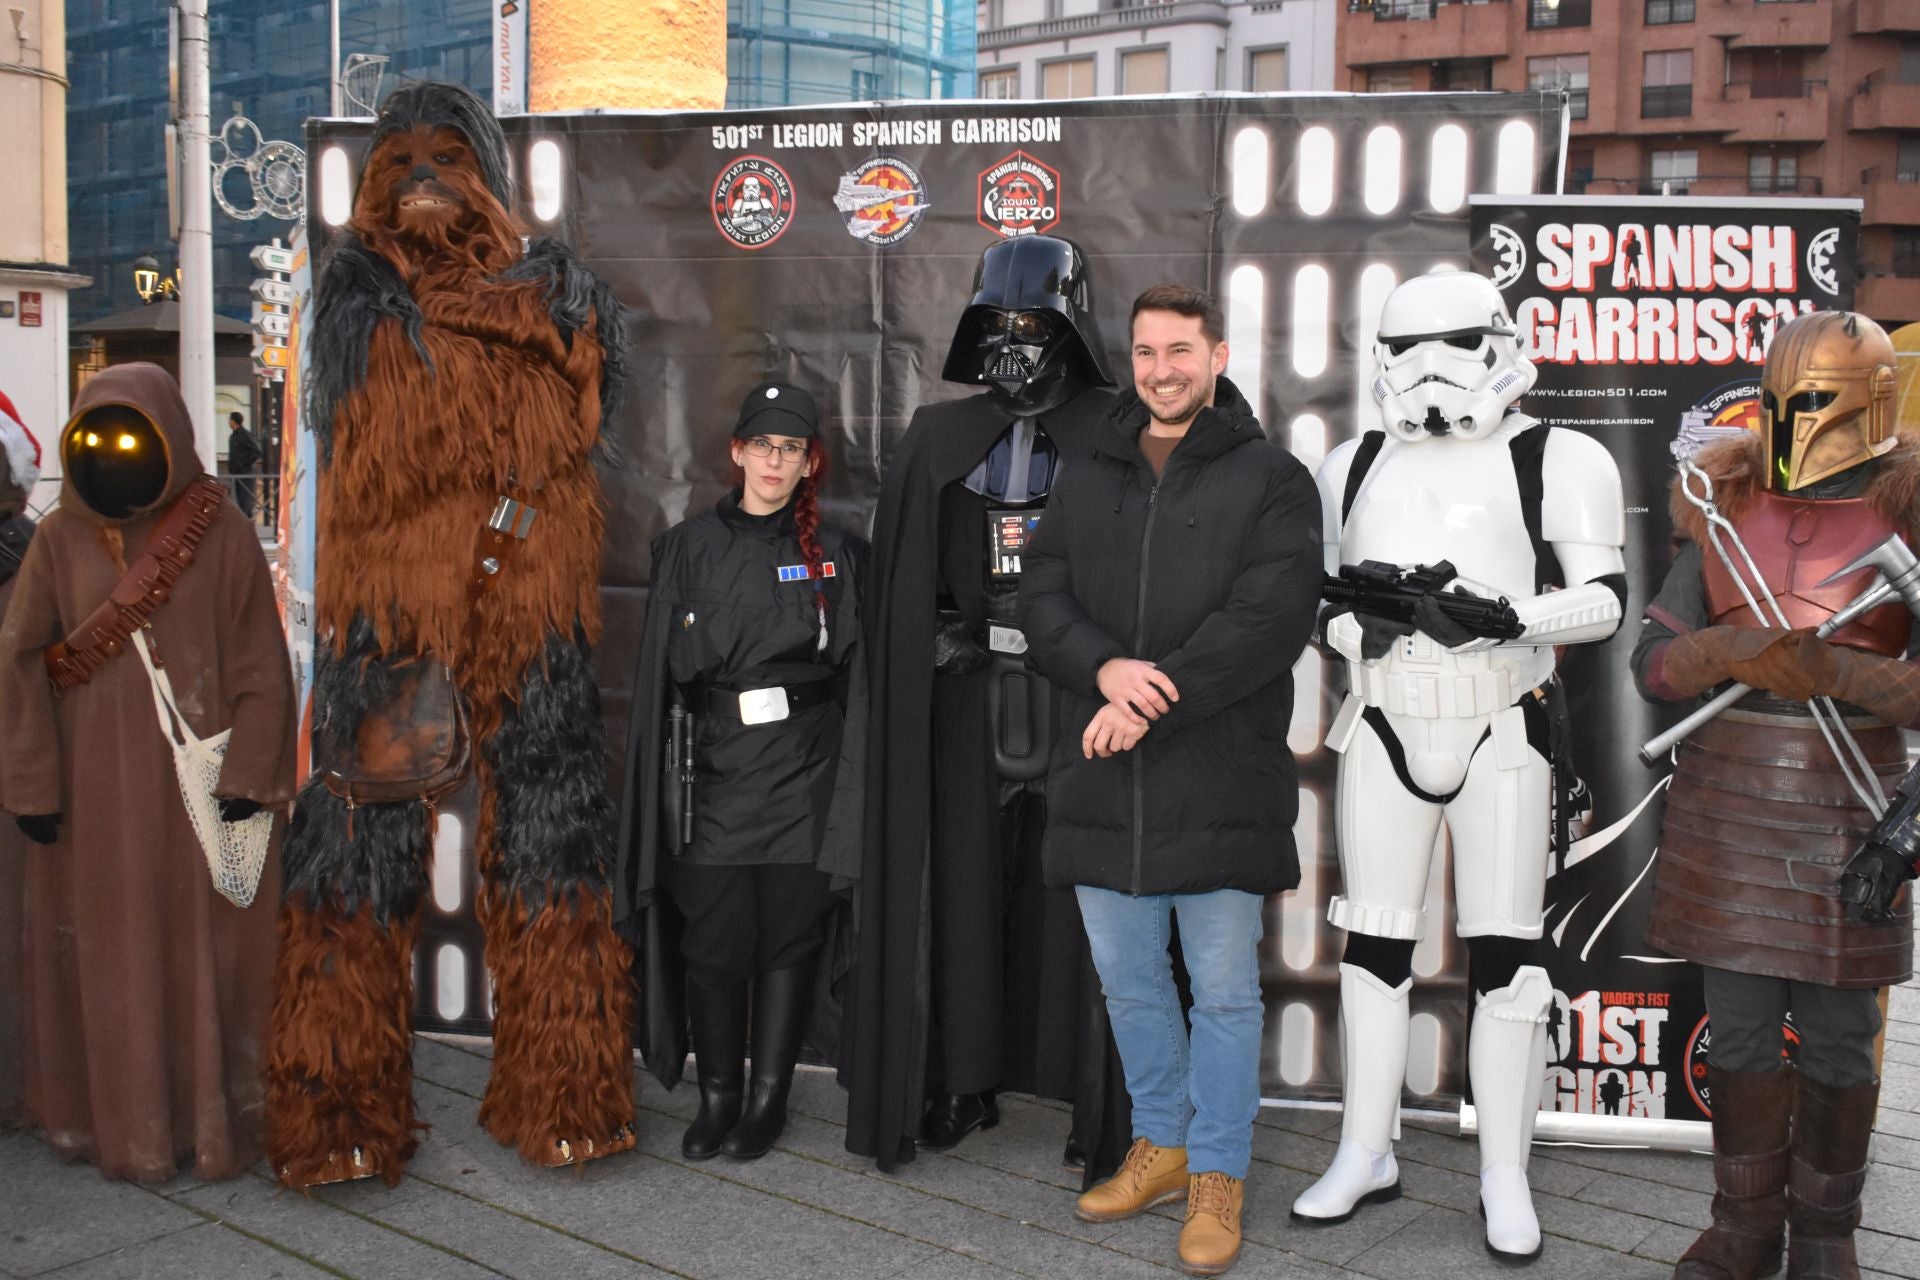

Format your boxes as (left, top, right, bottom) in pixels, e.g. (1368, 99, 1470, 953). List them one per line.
(0, 390, 41, 491)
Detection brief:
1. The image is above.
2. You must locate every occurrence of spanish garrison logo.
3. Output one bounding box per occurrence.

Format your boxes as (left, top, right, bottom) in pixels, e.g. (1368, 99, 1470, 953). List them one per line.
(977, 151, 1060, 239)
(833, 157, 930, 246)
(712, 155, 796, 251)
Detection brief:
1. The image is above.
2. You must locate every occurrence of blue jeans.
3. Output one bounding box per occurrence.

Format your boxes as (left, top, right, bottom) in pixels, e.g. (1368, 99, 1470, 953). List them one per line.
(1075, 885, 1266, 1180)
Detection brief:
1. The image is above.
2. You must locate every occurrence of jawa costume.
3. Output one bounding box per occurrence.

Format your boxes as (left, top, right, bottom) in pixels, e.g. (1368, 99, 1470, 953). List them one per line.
(615, 383, 866, 1162)
(0, 389, 40, 1123)
(265, 82, 635, 1187)
(1633, 312, 1914, 1280)
(0, 364, 296, 1181)
(845, 234, 1125, 1174)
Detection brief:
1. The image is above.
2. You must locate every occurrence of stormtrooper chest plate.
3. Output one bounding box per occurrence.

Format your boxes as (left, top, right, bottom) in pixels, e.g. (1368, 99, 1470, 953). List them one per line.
(1341, 432, 1538, 599)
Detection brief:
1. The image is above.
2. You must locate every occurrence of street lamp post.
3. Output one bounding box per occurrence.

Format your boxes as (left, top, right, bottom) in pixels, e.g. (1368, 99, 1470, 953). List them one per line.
(176, 0, 216, 475)
(132, 255, 180, 304)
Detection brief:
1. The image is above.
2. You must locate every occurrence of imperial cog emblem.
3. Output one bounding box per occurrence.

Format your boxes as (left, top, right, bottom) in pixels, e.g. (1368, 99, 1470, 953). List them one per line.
(1488, 223, 1527, 291)
(1808, 227, 1841, 296)
(833, 157, 930, 246)
(212, 115, 306, 222)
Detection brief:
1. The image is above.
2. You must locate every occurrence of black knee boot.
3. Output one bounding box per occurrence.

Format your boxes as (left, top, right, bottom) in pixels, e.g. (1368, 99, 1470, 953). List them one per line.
(682, 982, 747, 1161)
(722, 962, 812, 1159)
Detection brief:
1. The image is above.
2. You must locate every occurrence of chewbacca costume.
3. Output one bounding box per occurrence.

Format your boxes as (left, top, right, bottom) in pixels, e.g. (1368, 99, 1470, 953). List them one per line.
(265, 82, 636, 1187)
(0, 364, 296, 1180)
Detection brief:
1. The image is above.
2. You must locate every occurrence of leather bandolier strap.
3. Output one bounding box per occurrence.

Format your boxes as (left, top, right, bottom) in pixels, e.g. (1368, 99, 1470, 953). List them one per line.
(43, 474, 227, 689)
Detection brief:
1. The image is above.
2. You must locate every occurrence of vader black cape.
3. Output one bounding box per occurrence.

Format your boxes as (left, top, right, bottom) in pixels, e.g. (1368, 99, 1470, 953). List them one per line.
(841, 384, 1129, 1182)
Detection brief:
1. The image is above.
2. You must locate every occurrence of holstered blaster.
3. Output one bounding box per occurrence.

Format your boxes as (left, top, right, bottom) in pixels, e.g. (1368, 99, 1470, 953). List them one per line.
(664, 700, 696, 850)
(1322, 559, 1525, 642)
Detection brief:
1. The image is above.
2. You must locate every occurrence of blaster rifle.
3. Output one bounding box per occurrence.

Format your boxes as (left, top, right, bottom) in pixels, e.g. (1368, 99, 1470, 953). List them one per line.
(1322, 559, 1525, 642)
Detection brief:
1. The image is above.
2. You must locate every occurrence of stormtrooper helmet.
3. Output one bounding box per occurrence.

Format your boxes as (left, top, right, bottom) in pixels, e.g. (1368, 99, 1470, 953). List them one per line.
(1371, 270, 1536, 442)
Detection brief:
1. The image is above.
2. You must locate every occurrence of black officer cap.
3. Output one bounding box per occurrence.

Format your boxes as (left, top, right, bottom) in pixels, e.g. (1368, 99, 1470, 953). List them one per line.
(733, 381, 820, 439)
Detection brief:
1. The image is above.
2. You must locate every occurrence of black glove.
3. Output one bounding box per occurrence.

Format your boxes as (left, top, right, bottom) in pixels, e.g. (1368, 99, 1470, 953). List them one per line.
(1839, 843, 1918, 925)
(932, 610, 989, 676)
(1413, 586, 1521, 649)
(16, 812, 60, 845)
(1357, 613, 1414, 661)
(218, 797, 264, 824)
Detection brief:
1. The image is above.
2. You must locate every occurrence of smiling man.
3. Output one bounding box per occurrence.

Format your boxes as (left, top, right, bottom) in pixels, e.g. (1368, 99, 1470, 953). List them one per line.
(1019, 284, 1322, 1276)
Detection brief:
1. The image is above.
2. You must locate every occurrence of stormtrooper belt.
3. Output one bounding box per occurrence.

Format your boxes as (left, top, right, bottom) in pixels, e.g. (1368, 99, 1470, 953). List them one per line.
(700, 680, 833, 725)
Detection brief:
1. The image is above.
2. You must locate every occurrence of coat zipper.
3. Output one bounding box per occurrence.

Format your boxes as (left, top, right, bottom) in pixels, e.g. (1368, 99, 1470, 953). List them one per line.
(1130, 478, 1158, 896)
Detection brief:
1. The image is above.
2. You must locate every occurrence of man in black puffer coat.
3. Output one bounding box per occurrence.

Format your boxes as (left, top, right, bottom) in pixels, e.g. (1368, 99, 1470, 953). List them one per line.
(1019, 284, 1321, 1278)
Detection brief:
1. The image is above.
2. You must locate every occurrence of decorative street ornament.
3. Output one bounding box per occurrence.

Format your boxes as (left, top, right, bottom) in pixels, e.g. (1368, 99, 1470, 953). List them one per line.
(213, 115, 306, 223)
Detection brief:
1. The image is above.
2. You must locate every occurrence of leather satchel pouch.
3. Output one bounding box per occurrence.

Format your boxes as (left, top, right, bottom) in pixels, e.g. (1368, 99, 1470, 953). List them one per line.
(317, 658, 472, 808)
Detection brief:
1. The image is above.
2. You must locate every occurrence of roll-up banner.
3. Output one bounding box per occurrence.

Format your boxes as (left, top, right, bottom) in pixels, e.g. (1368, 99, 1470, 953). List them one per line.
(1469, 195, 1863, 1139)
(306, 91, 1565, 1108)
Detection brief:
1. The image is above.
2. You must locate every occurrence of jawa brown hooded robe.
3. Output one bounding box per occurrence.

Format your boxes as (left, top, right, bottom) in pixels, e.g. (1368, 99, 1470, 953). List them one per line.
(0, 362, 297, 1181)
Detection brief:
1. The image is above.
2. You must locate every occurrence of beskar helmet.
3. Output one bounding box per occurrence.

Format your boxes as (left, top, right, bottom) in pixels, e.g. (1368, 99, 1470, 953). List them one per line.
(1761, 310, 1899, 492)
(942, 234, 1115, 415)
(1371, 270, 1536, 442)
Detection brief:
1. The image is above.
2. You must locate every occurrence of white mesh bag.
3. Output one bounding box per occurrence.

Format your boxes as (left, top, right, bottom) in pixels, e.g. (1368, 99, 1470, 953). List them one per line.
(131, 629, 273, 907)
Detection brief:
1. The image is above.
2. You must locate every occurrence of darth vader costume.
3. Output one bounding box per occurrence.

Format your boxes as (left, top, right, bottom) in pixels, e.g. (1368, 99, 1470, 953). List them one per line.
(843, 234, 1127, 1179)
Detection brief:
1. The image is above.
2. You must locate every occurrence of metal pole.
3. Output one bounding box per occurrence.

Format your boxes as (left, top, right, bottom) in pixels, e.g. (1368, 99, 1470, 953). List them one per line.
(329, 0, 341, 116)
(176, 0, 216, 475)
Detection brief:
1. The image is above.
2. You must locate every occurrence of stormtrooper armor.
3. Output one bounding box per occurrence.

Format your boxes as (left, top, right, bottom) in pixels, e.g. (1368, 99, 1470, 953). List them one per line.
(1294, 271, 1626, 1261)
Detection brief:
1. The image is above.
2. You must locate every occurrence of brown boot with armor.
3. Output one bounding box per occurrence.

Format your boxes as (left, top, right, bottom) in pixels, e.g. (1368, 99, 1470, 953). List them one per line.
(1075, 1137, 1188, 1222)
(1675, 1065, 1794, 1280)
(1786, 1075, 1879, 1279)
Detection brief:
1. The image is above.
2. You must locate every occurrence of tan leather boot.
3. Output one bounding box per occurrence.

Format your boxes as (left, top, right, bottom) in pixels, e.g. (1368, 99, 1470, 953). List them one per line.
(1075, 1137, 1188, 1222)
(1178, 1171, 1245, 1276)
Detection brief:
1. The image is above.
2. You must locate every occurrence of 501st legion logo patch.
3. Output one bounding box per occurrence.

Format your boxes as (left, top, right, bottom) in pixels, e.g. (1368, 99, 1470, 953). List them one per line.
(977, 151, 1060, 239)
(833, 157, 930, 246)
(712, 155, 796, 251)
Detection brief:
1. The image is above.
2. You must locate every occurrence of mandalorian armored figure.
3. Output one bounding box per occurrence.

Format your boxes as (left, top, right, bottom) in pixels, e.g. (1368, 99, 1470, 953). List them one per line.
(1298, 270, 1627, 1261)
(846, 234, 1123, 1174)
(1635, 310, 1915, 1280)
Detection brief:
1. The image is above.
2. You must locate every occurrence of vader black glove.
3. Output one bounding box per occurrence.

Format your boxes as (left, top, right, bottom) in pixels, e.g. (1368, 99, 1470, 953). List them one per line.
(16, 812, 61, 845)
(218, 797, 264, 823)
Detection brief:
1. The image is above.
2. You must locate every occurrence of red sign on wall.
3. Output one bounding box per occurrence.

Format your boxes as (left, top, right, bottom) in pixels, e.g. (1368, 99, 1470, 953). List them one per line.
(18, 292, 42, 327)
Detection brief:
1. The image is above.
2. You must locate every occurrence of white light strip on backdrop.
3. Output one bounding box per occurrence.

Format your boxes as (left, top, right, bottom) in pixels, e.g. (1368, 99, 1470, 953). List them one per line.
(1291, 265, 1329, 377)
(530, 139, 565, 222)
(318, 145, 352, 226)
(1461, 1104, 1711, 1154)
(432, 811, 465, 914)
(1226, 264, 1266, 413)
(436, 942, 468, 1021)
(1496, 120, 1538, 195)
(1429, 124, 1468, 213)
(1364, 126, 1402, 216)
(1355, 264, 1397, 438)
(1231, 125, 1269, 218)
(1298, 126, 1335, 217)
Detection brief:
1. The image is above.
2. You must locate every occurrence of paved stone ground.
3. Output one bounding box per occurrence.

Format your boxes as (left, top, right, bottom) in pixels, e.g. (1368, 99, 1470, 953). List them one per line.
(8, 983, 1920, 1280)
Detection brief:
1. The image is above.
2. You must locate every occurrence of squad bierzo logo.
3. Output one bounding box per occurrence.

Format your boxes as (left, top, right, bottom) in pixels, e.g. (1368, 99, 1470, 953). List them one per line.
(711, 155, 796, 251)
(833, 157, 930, 246)
(978, 151, 1061, 239)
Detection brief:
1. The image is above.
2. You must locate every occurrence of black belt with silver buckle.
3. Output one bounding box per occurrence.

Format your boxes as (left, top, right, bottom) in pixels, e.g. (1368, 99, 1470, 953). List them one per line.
(700, 680, 833, 723)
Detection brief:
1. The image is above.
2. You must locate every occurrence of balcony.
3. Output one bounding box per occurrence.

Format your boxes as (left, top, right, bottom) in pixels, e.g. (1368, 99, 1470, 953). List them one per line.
(1721, 79, 1832, 142)
(1528, 0, 1590, 28)
(1854, 0, 1920, 33)
(1855, 272, 1920, 326)
(1850, 72, 1920, 130)
(1861, 169, 1920, 225)
(1726, 0, 1833, 49)
(1584, 174, 1824, 197)
(979, 0, 1228, 48)
(1344, 0, 1512, 66)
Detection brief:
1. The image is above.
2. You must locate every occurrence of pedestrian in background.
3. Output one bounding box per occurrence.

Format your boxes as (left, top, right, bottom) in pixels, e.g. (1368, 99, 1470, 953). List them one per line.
(227, 410, 261, 520)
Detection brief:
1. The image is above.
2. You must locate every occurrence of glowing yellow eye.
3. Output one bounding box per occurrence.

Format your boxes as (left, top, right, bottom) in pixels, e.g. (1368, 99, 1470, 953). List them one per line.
(116, 433, 136, 451)
(83, 432, 100, 447)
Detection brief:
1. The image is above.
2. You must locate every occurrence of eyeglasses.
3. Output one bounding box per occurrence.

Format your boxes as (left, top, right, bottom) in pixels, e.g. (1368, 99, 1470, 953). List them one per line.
(979, 310, 1058, 343)
(743, 436, 809, 463)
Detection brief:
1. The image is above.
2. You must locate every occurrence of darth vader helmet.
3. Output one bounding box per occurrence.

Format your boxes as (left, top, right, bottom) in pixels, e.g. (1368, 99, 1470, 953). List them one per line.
(942, 235, 1114, 415)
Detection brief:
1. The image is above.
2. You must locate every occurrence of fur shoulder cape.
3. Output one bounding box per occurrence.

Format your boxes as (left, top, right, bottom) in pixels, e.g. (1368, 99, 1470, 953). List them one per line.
(1669, 429, 1920, 546)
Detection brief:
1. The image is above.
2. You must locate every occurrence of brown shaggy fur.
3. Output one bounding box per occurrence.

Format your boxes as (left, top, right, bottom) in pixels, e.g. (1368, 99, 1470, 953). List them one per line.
(1670, 430, 1920, 547)
(265, 897, 423, 1187)
(278, 119, 632, 1180)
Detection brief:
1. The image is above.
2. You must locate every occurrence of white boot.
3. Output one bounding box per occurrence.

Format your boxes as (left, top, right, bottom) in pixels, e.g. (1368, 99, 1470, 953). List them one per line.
(1470, 964, 1552, 1263)
(1291, 963, 1410, 1224)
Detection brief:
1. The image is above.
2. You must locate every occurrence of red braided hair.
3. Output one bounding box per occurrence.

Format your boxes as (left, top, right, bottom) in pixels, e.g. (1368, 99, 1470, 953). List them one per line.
(793, 439, 830, 628)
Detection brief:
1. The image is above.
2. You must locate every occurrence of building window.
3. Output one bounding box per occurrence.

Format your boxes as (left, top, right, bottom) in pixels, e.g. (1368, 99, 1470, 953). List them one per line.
(1568, 147, 1596, 192)
(1040, 56, 1095, 99)
(1434, 59, 1493, 91)
(978, 67, 1019, 99)
(1746, 50, 1809, 99)
(1650, 147, 1698, 194)
(1121, 47, 1169, 95)
(1894, 229, 1920, 277)
(1646, 0, 1694, 23)
(1367, 66, 1414, 93)
(1749, 150, 1800, 193)
(1529, 0, 1591, 29)
(1898, 135, 1920, 182)
(1248, 46, 1288, 93)
(1643, 49, 1693, 118)
(1528, 53, 1589, 120)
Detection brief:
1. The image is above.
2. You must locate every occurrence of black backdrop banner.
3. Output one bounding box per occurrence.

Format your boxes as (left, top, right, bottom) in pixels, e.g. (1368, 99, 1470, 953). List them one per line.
(306, 91, 1565, 1106)
(1471, 195, 1862, 1128)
